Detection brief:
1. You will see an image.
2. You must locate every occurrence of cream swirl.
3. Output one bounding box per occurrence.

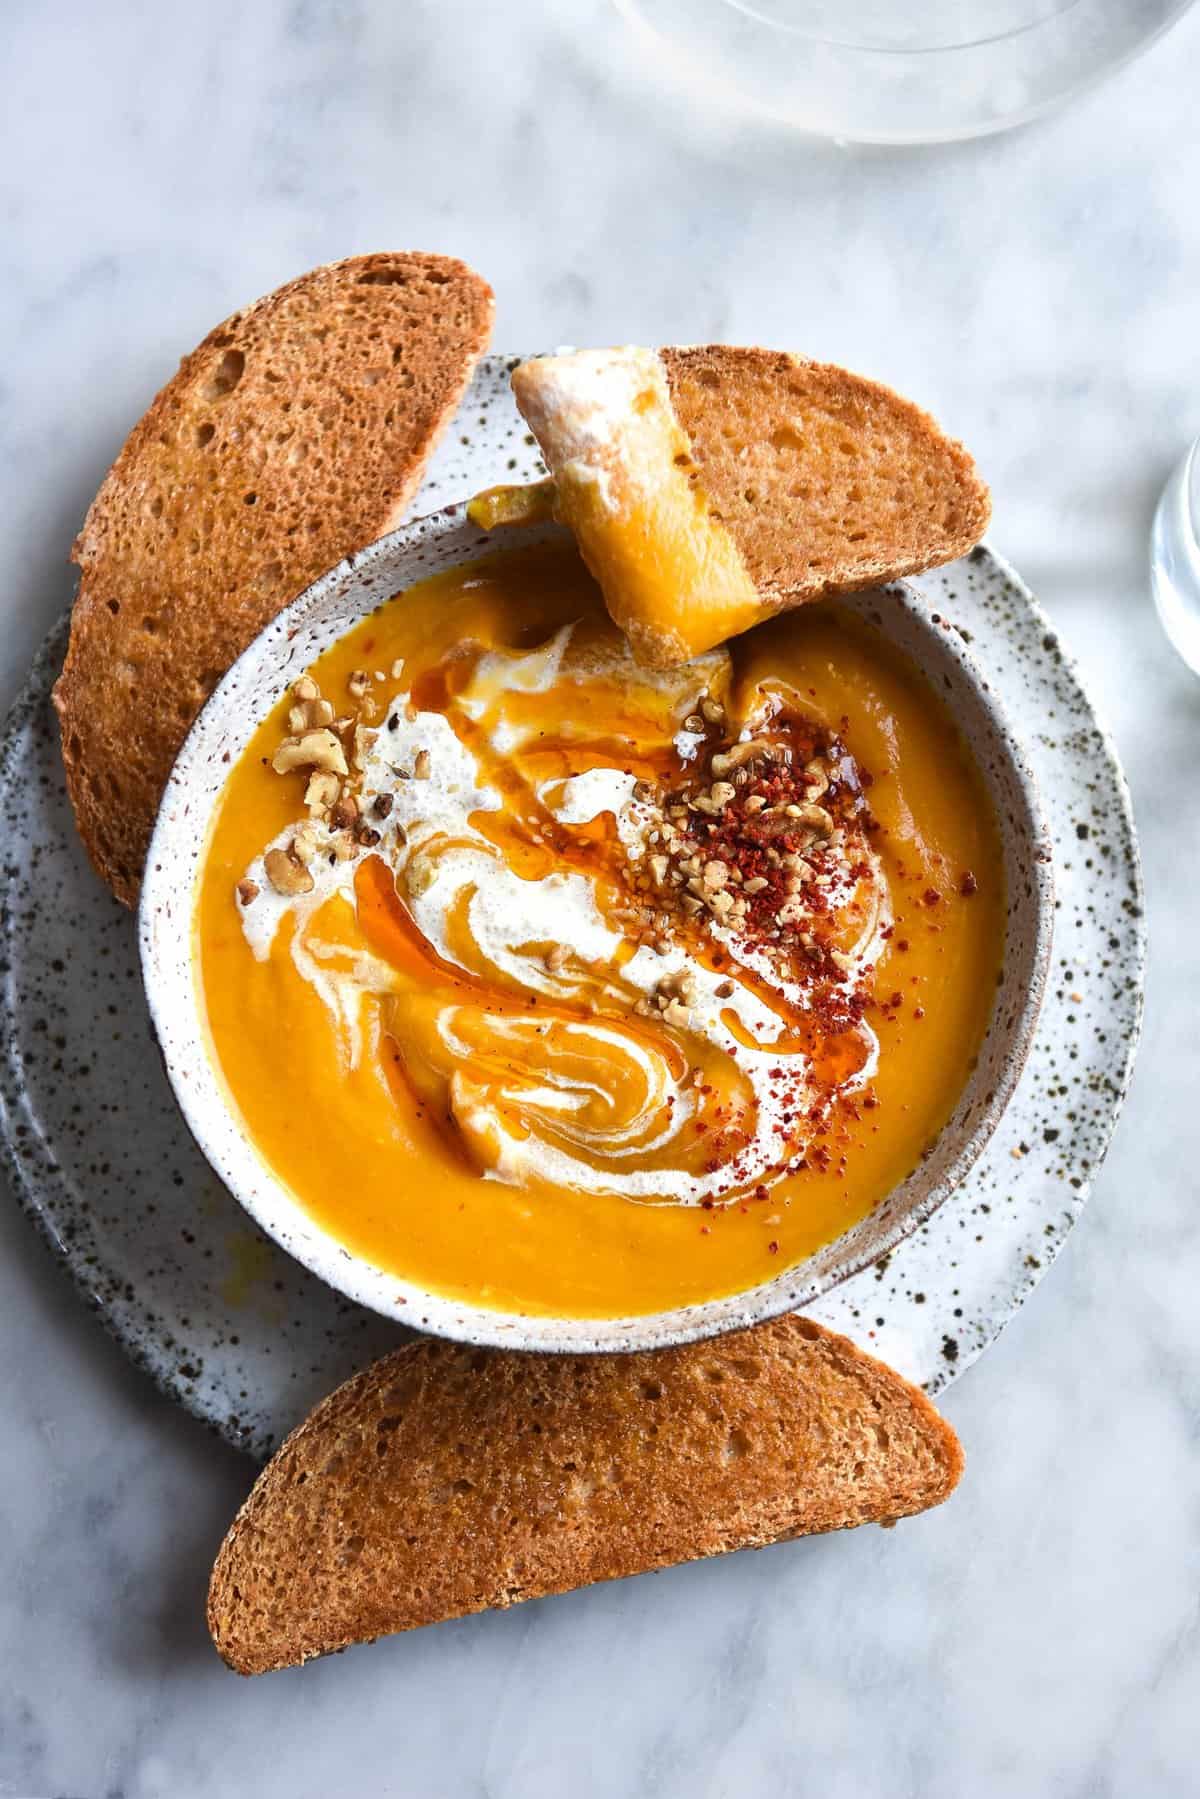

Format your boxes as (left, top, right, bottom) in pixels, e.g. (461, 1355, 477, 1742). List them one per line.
(238, 629, 889, 1206)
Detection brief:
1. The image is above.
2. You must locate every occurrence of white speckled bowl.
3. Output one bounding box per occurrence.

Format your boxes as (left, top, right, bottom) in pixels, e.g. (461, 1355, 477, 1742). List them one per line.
(139, 506, 1053, 1354)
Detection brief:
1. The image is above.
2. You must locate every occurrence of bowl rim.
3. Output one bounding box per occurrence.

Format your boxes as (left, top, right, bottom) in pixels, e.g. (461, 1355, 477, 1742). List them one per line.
(139, 506, 1054, 1355)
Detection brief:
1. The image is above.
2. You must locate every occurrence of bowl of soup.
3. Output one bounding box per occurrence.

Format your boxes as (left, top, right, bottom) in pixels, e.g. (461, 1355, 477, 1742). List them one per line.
(139, 506, 1052, 1351)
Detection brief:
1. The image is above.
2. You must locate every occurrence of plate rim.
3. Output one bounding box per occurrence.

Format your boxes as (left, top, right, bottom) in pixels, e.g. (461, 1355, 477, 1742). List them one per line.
(0, 352, 1146, 1447)
(907, 538, 1146, 1390)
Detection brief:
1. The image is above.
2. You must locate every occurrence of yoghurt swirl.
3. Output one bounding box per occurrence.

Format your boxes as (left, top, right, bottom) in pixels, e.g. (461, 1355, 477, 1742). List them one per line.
(239, 622, 889, 1208)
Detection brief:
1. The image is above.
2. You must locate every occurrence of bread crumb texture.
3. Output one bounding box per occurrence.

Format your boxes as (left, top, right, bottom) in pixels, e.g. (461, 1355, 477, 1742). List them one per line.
(54, 252, 494, 905)
(209, 1315, 963, 1674)
(662, 346, 990, 606)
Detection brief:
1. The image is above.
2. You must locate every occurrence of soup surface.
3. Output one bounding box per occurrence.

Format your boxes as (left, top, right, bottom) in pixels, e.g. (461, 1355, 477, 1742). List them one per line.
(198, 541, 1004, 1317)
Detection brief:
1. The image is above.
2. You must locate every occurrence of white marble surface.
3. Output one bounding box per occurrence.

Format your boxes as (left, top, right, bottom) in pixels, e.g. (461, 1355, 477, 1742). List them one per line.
(2, 2, 1198, 1794)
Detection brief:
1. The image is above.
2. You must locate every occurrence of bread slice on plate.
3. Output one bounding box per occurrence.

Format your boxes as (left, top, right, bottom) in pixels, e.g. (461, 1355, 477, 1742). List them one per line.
(510, 345, 990, 666)
(209, 1316, 963, 1674)
(54, 252, 494, 906)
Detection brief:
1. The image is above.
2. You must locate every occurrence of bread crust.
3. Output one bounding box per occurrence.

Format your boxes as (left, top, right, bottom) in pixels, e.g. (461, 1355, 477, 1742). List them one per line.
(208, 1316, 963, 1674)
(53, 252, 493, 904)
(661, 345, 991, 608)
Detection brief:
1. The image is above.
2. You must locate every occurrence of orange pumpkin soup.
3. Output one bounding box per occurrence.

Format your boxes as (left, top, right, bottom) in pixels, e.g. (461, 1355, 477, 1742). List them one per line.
(196, 541, 1003, 1318)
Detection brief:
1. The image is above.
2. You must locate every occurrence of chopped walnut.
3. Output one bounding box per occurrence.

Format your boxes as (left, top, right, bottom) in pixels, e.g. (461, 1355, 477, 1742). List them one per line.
(288, 696, 335, 733)
(291, 826, 318, 866)
(414, 748, 431, 780)
(272, 728, 348, 777)
(264, 846, 314, 896)
(353, 725, 378, 771)
(305, 769, 340, 816)
(804, 759, 830, 799)
(710, 740, 775, 777)
(789, 802, 834, 836)
(235, 877, 259, 906)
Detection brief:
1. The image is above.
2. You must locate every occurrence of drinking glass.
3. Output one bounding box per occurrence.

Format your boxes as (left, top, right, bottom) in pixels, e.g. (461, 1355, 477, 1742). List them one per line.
(613, 0, 1197, 143)
(1151, 436, 1200, 678)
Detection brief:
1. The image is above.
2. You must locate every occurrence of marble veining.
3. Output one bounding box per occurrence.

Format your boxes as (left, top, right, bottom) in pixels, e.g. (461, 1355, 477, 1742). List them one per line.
(2, 1, 1199, 1795)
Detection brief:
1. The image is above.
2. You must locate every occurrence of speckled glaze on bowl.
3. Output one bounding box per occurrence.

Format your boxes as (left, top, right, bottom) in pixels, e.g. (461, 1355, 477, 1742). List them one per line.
(138, 505, 1053, 1355)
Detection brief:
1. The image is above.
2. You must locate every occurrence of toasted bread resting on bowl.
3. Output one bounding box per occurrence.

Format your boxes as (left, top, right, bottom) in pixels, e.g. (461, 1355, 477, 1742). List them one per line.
(54, 252, 494, 906)
(209, 1315, 963, 1673)
(508, 345, 991, 667)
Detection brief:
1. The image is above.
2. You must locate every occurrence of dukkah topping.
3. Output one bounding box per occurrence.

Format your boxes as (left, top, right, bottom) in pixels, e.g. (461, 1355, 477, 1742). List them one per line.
(242, 664, 879, 1071)
(241, 671, 431, 904)
(618, 693, 875, 992)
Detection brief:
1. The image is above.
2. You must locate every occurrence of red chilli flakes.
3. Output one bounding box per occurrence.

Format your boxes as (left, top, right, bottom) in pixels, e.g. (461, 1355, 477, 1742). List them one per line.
(618, 702, 886, 1204)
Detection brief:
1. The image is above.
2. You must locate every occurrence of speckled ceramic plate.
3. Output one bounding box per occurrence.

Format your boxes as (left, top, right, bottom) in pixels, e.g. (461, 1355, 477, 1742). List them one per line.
(0, 355, 1145, 1458)
(140, 507, 1052, 1355)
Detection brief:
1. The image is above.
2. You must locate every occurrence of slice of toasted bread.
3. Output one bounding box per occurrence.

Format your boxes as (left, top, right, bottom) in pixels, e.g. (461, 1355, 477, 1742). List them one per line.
(510, 346, 989, 666)
(663, 345, 990, 603)
(209, 1317, 963, 1674)
(54, 252, 494, 905)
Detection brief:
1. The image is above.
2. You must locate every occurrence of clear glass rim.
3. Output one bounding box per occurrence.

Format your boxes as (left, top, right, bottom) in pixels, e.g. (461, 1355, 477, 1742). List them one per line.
(1183, 434, 1200, 526)
(722, 0, 1085, 57)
